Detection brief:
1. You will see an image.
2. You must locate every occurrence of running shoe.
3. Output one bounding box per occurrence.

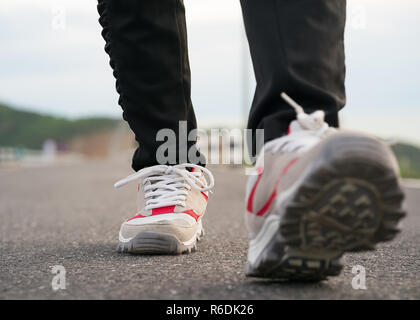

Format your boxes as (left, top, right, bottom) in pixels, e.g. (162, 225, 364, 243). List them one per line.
(115, 164, 214, 255)
(245, 93, 406, 280)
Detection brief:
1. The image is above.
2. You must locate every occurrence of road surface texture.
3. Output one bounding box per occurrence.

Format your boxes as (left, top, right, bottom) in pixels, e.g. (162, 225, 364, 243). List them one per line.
(1, 156, 419, 299)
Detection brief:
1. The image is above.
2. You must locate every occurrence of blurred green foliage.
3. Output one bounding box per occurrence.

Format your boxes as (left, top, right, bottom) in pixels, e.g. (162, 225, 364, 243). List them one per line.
(392, 143, 420, 179)
(0, 103, 120, 149)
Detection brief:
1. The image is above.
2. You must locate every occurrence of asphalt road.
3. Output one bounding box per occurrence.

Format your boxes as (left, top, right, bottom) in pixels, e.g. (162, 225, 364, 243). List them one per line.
(1, 156, 419, 299)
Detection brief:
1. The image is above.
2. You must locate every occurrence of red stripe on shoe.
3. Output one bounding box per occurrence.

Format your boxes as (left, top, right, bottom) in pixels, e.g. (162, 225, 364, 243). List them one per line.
(127, 205, 176, 221)
(255, 188, 277, 216)
(246, 167, 264, 213)
(127, 207, 200, 222)
(127, 214, 144, 221)
(247, 159, 298, 216)
(182, 209, 200, 221)
(191, 169, 208, 201)
(201, 191, 208, 201)
(152, 205, 176, 215)
(281, 158, 298, 175)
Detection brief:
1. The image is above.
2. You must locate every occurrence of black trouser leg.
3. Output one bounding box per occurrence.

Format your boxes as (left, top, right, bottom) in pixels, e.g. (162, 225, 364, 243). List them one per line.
(240, 0, 346, 157)
(97, 0, 203, 171)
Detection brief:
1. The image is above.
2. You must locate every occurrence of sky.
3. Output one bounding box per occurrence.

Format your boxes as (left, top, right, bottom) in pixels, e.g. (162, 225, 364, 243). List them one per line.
(0, 0, 419, 145)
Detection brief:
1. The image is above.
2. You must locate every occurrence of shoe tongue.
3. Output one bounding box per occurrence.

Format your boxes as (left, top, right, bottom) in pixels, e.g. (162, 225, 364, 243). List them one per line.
(288, 110, 327, 134)
(288, 119, 305, 134)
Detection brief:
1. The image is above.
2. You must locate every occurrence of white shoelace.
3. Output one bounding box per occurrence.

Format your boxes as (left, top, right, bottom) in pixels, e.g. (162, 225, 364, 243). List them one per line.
(264, 92, 335, 154)
(114, 164, 214, 211)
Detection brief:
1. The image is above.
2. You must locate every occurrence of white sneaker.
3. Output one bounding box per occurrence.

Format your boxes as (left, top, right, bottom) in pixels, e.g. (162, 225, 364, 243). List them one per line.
(245, 93, 406, 280)
(115, 164, 214, 254)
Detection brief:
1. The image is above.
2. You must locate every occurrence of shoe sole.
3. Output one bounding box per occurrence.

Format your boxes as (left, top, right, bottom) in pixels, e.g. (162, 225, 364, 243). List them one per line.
(117, 227, 204, 255)
(247, 135, 406, 281)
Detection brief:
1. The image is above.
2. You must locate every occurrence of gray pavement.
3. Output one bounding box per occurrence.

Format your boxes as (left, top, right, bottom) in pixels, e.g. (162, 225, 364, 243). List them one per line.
(0, 157, 419, 299)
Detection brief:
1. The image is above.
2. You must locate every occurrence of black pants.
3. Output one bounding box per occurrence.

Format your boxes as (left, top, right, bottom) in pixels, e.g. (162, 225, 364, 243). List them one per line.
(97, 0, 346, 171)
